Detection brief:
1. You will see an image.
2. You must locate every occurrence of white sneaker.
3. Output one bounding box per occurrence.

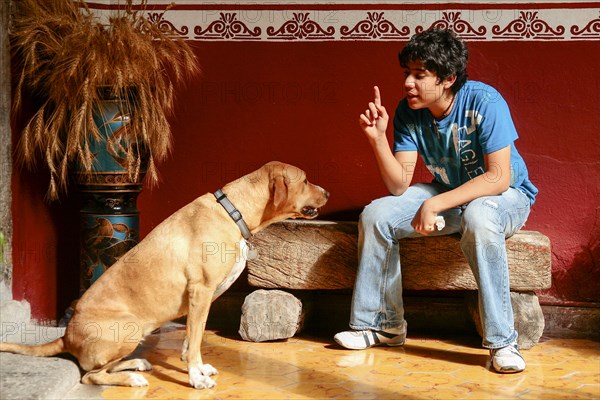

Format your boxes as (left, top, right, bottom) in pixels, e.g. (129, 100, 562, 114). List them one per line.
(490, 342, 526, 373)
(334, 326, 406, 350)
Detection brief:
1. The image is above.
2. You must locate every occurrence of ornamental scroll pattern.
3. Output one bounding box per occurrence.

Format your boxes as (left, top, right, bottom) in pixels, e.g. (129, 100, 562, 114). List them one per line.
(146, 12, 189, 37)
(492, 11, 565, 40)
(104, 7, 600, 41)
(570, 12, 600, 40)
(194, 13, 261, 40)
(416, 12, 486, 39)
(341, 12, 410, 40)
(267, 13, 335, 40)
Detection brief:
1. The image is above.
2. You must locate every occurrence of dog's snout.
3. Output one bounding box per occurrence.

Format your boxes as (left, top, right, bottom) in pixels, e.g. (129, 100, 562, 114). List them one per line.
(315, 185, 329, 201)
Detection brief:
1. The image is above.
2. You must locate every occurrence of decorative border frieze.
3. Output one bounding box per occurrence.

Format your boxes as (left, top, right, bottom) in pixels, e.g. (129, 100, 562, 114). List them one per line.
(194, 12, 262, 40)
(570, 12, 600, 39)
(340, 12, 411, 40)
(92, 4, 600, 41)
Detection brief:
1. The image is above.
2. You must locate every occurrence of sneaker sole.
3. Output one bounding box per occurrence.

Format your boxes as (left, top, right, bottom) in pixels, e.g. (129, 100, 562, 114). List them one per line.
(334, 338, 405, 350)
(386, 341, 405, 347)
(495, 366, 525, 373)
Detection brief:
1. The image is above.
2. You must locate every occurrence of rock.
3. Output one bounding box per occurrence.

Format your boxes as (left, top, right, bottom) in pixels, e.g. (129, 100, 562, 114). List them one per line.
(0, 353, 80, 400)
(0, 300, 30, 325)
(466, 291, 544, 349)
(239, 290, 304, 342)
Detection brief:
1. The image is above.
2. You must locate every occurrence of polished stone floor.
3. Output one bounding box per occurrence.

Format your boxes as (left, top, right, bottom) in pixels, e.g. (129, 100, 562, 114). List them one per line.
(87, 324, 600, 400)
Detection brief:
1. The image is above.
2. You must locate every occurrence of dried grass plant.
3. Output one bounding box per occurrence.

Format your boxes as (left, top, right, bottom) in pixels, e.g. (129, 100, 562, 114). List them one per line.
(10, 0, 199, 199)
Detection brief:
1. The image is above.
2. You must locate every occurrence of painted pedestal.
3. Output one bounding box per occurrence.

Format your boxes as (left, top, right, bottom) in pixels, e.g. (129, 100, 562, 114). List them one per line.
(75, 99, 145, 294)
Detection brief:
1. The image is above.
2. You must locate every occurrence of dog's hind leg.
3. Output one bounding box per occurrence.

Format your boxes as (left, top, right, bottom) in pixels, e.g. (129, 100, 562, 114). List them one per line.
(82, 359, 149, 387)
(79, 338, 150, 387)
(109, 358, 152, 373)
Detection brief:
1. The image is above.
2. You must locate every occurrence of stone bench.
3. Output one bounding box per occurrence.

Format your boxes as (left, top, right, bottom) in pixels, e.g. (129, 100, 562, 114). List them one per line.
(243, 220, 552, 348)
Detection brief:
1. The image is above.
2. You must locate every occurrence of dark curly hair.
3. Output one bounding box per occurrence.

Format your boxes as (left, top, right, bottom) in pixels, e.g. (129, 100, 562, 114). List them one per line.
(398, 28, 469, 94)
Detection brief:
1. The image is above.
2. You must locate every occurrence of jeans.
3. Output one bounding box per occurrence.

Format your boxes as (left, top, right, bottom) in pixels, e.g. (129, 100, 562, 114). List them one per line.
(349, 182, 531, 349)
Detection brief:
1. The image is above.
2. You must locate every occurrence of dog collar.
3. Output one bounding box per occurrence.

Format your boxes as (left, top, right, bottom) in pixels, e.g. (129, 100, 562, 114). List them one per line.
(213, 189, 252, 240)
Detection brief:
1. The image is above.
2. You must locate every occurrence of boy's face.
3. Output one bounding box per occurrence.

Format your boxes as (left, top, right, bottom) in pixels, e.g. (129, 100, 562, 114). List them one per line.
(403, 60, 452, 111)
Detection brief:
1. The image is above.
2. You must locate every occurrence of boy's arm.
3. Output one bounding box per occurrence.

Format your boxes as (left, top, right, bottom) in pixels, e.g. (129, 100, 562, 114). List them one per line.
(411, 145, 512, 234)
(371, 138, 417, 196)
(360, 86, 417, 195)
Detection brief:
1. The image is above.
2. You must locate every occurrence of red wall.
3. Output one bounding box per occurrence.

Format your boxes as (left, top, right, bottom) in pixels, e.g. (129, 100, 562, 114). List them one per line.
(11, 37, 600, 321)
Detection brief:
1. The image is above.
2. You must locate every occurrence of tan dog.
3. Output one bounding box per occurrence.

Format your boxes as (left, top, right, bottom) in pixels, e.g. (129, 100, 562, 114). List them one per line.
(0, 161, 329, 389)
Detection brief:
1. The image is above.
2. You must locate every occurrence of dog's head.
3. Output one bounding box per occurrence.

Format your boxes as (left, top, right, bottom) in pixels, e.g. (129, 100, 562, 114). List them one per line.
(223, 161, 329, 233)
(265, 161, 329, 220)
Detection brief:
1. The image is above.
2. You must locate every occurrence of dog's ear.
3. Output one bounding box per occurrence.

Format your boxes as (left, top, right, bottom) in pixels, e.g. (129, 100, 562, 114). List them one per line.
(273, 175, 288, 210)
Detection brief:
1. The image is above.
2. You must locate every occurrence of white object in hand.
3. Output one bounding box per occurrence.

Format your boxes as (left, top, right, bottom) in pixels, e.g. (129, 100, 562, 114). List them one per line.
(435, 216, 445, 231)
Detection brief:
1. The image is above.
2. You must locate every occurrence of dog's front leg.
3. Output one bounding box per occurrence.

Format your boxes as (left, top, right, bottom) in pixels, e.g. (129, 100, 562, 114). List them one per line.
(186, 283, 218, 389)
(181, 335, 189, 362)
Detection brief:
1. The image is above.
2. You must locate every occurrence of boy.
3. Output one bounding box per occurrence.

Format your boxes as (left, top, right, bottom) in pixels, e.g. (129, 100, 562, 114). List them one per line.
(334, 29, 538, 373)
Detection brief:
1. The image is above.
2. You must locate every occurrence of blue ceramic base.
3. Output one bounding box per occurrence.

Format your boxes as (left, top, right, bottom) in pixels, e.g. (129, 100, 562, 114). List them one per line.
(80, 210, 139, 294)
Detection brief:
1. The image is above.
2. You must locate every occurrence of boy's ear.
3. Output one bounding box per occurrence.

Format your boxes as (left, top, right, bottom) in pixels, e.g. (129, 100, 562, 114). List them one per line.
(443, 74, 457, 89)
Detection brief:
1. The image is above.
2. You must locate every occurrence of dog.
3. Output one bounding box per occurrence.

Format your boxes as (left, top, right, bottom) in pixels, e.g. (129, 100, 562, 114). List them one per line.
(0, 161, 329, 389)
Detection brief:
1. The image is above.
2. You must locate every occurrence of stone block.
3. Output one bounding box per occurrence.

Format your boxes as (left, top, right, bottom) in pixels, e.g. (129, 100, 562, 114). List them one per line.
(466, 291, 545, 350)
(239, 289, 304, 342)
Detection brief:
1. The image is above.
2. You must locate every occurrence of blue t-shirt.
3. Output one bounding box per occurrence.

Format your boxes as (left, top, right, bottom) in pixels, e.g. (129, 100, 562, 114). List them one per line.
(393, 80, 538, 204)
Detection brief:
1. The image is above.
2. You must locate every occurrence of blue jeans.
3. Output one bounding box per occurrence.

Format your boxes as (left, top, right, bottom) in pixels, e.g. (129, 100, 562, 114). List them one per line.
(349, 182, 531, 349)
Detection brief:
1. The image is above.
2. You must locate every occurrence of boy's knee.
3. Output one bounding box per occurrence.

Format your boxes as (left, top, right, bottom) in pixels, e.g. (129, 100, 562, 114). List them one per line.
(360, 197, 408, 237)
(461, 198, 503, 233)
(360, 198, 388, 228)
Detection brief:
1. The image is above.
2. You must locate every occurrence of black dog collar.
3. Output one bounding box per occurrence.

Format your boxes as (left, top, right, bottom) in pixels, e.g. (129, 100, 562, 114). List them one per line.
(213, 189, 252, 240)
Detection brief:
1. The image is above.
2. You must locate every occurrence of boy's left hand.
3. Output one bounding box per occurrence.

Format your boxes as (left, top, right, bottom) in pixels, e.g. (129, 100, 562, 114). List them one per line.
(411, 202, 438, 235)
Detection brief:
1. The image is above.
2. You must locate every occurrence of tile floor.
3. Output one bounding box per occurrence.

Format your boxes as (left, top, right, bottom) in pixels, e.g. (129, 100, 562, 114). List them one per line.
(89, 324, 600, 400)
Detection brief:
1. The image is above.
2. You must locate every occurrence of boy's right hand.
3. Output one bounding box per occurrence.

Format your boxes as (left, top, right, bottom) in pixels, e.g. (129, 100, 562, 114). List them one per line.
(359, 86, 389, 142)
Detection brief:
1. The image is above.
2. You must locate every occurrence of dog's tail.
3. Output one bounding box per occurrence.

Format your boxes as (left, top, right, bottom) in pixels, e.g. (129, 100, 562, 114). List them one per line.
(0, 337, 65, 357)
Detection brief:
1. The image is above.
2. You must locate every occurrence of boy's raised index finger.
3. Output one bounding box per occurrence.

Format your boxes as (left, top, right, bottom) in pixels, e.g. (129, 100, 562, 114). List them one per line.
(374, 86, 382, 106)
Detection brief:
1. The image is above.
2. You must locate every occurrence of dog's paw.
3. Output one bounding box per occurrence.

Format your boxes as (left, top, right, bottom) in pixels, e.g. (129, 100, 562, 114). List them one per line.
(189, 366, 216, 389)
(127, 373, 149, 387)
(199, 363, 218, 376)
(134, 359, 153, 372)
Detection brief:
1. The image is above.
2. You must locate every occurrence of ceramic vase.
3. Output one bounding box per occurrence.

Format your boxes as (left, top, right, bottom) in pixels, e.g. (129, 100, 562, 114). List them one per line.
(74, 96, 145, 294)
